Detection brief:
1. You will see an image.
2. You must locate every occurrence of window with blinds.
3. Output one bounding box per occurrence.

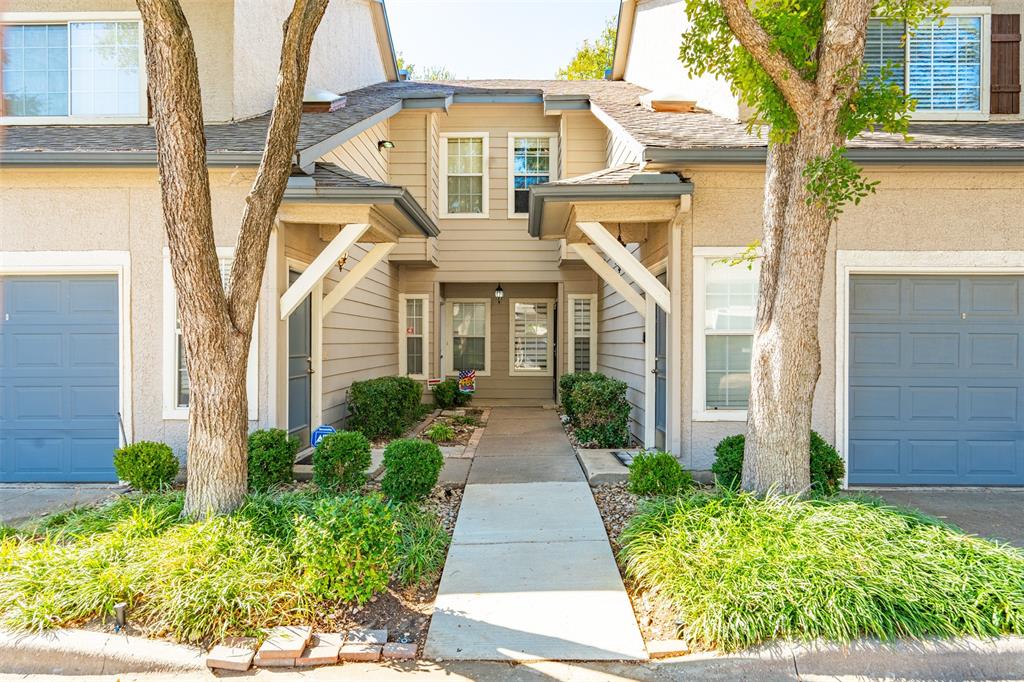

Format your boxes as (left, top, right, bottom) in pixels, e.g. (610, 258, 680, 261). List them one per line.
(402, 296, 427, 377)
(569, 295, 596, 373)
(864, 15, 985, 114)
(450, 301, 488, 372)
(511, 300, 552, 375)
(702, 259, 758, 411)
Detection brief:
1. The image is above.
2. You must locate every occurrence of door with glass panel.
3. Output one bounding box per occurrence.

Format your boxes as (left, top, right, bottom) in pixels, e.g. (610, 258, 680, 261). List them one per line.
(287, 270, 313, 447)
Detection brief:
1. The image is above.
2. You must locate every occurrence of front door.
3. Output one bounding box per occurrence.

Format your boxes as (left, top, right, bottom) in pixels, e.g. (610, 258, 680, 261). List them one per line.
(654, 272, 668, 450)
(287, 270, 313, 447)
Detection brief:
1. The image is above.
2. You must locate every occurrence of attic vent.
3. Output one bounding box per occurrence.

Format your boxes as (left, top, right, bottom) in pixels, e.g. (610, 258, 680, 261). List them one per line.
(639, 90, 696, 113)
(303, 87, 347, 113)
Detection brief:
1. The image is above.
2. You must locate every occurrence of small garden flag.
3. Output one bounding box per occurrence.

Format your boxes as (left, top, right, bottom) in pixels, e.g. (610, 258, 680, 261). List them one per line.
(458, 369, 476, 394)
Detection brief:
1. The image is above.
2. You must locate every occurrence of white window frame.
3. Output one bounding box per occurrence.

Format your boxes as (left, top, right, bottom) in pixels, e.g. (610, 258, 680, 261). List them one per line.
(506, 132, 559, 219)
(399, 293, 430, 380)
(508, 298, 555, 377)
(692, 247, 760, 422)
(439, 132, 489, 219)
(869, 7, 991, 122)
(162, 247, 258, 420)
(567, 293, 598, 373)
(445, 298, 491, 376)
(0, 11, 148, 125)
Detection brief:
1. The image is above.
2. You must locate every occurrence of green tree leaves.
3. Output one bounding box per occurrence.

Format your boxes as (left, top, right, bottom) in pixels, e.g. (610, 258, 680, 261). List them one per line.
(557, 17, 617, 80)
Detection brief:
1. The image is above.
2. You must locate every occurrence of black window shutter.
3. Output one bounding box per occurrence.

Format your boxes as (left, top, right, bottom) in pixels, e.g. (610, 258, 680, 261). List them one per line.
(991, 14, 1021, 114)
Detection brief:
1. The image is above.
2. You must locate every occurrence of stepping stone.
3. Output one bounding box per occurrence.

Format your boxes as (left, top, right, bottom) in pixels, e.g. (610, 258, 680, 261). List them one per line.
(253, 653, 295, 668)
(339, 642, 382, 662)
(296, 633, 344, 667)
(647, 640, 689, 659)
(346, 627, 387, 644)
(257, 625, 311, 659)
(206, 644, 255, 671)
(382, 641, 417, 660)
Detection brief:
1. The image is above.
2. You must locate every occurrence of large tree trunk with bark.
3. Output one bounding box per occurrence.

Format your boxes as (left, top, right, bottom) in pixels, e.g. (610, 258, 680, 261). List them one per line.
(716, 0, 873, 494)
(138, 0, 328, 517)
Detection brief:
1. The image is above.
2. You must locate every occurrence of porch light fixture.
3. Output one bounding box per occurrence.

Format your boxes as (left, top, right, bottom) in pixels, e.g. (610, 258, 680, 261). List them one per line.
(494, 284, 504, 303)
(378, 140, 395, 151)
(337, 252, 348, 274)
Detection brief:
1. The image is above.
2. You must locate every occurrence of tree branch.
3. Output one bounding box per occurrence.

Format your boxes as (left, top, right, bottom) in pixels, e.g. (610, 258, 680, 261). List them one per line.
(717, 0, 816, 115)
(815, 0, 873, 106)
(227, 0, 330, 336)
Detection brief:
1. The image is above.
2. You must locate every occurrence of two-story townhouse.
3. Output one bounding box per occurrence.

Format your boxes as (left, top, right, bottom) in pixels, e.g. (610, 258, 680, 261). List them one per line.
(2, 0, 1023, 494)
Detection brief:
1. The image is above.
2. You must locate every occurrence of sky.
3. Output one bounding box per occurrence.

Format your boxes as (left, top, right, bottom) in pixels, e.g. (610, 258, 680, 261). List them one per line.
(386, 0, 621, 80)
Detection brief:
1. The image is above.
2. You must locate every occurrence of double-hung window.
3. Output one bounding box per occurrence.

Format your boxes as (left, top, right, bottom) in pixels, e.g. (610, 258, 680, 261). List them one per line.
(510, 299, 554, 376)
(1, 13, 146, 122)
(864, 10, 990, 119)
(441, 133, 488, 217)
(399, 294, 429, 379)
(447, 299, 490, 375)
(568, 294, 597, 373)
(162, 248, 258, 420)
(693, 250, 760, 421)
(508, 133, 557, 218)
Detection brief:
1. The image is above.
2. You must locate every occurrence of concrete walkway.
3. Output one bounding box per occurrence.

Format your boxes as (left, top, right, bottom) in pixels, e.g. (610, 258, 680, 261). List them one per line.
(0, 484, 124, 527)
(424, 407, 647, 662)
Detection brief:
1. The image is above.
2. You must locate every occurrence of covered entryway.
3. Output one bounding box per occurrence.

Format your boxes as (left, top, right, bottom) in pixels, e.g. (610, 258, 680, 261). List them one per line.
(1, 275, 119, 482)
(848, 274, 1024, 485)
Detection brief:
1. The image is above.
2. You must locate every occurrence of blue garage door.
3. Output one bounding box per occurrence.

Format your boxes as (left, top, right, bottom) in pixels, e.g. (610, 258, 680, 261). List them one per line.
(848, 275, 1024, 485)
(1, 275, 120, 482)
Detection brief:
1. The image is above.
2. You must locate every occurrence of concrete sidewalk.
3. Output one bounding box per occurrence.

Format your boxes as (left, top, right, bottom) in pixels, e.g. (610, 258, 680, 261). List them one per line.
(0, 484, 124, 527)
(424, 407, 647, 662)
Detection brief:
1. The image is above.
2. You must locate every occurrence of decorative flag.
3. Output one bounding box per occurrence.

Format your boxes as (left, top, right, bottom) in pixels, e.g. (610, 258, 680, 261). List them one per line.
(458, 369, 476, 394)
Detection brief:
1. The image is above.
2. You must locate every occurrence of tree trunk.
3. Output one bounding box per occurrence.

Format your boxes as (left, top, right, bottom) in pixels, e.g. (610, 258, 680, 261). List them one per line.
(138, 0, 328, 517)
(742, 126, 838, 495)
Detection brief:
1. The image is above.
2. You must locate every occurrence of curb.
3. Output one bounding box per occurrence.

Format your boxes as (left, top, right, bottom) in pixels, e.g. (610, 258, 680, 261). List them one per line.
(0, 628, 207, 675)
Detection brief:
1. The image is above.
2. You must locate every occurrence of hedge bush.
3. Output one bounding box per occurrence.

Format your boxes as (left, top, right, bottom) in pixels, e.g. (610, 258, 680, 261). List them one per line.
(572, 376, 631, 448)
(381, 439, 444, 502)
(293, 495, 400, 604)
(312, 431, 371, 492)
(431, 377, 472, 410)
(628, 451, 695, 497)
(247, 429, 299, 493)
(558, 371, 604, 424)
(712, 431, 845, 496)
(113, 441, 179, 492)
(347, 376, 423, 440)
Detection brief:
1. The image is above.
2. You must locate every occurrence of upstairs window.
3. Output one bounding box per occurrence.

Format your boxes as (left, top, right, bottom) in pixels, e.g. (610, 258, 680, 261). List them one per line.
(508, 134, 557, 218)
(1, 16, 146, 122)
(864, 11, 989, 119)
(441, 134, 488, 217)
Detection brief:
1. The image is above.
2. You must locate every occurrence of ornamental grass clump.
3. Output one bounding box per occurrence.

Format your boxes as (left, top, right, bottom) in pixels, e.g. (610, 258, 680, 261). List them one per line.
(0, 489, 452, 643)
(619, 492, 1024, 651)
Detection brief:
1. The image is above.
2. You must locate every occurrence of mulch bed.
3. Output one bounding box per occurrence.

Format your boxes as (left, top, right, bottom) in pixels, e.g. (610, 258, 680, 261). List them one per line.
(591, 482, 681, 643)
(417, 409, 485, 447)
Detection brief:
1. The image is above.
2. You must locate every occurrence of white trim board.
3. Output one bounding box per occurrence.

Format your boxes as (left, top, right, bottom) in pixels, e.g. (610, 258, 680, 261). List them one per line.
(0, 250, 134, 446)
(833, 250, 1024, 490)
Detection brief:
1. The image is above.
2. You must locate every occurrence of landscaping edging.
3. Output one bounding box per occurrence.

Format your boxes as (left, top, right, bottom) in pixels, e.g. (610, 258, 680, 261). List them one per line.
(0, 628, 207, 675)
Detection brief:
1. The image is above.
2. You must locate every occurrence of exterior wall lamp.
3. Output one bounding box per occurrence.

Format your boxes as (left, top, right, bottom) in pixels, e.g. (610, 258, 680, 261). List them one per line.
(494, 283, 504, 303)
(378, 140, 395, 151)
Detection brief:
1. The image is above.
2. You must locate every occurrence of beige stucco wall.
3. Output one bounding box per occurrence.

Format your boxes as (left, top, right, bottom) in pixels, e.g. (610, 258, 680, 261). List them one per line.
(654, 164, 1024, 470)
(0, 167, 275, 460)
(232, 0, 387, 121)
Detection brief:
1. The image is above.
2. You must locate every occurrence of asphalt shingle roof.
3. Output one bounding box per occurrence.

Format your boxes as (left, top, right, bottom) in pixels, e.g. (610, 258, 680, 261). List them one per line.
(2, 78, 1023, 156)
(548, 164, 648, 185)
(295, 162, 392, 188)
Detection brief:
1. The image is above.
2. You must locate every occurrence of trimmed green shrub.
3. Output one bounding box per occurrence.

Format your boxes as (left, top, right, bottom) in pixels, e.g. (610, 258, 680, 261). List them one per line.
(628, 451, 695, 497)
(424, 422, 456, 444)
(293, 495, 400, 604)
(113, 441, 179, 492)
(247, 429, 299, 493)
(430, 377, 472, 410)
(712, 431, 845, 496)
(620, 492, 1024, 651)
(381, 439, 444, 502)
(312, 431, 371, 492)
(558, 371, 604, 424)
(572, 376, 631, 447)
(347, 376, 424, 440)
